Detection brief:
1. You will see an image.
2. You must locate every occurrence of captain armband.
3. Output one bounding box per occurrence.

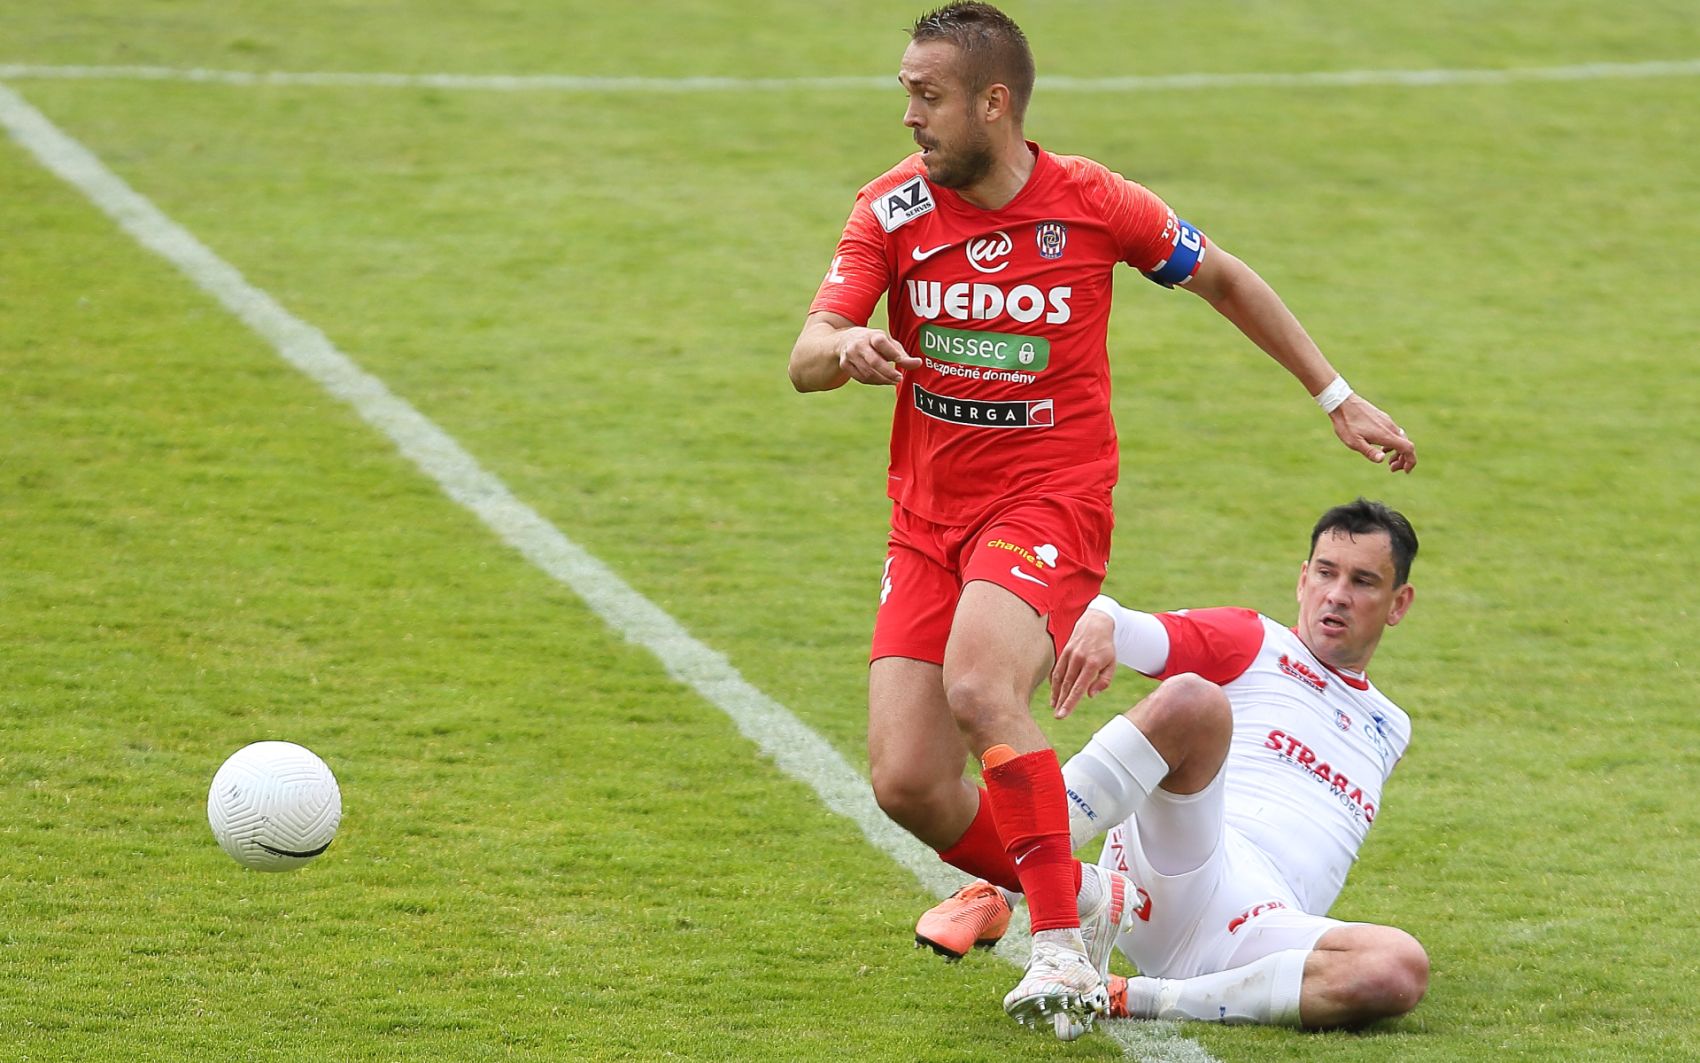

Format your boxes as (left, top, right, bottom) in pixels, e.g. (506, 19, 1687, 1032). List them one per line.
(1142, 218, 1208, 288)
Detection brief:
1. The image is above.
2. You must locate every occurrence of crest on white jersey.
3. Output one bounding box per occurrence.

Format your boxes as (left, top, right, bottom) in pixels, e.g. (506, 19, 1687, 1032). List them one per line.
(871, 176, 936, 232)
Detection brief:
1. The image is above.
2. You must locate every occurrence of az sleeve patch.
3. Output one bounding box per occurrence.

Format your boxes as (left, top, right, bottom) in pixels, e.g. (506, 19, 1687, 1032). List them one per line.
(871, 175, 936, 232)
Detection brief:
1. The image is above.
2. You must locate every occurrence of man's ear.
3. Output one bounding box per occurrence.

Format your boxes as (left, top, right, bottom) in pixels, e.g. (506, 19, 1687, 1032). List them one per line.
(1386, 583, 1415, 627)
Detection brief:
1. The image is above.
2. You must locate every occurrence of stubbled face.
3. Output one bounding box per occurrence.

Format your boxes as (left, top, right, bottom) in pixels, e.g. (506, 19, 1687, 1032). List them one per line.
(1295, 528, 1414, 673)
(899, 40, 996, 189)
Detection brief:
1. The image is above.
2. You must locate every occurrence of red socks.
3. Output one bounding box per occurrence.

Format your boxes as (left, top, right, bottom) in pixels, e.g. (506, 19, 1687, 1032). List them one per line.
(936, 787, 1022, 892)
(981, 745, 1081, 932)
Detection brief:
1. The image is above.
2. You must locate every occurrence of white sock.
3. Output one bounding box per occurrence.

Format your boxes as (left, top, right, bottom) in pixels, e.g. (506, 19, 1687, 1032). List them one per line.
(1075, 861, 1102, 911)
(1123, 949, 1308, 1026)
(1032, 927, 1087, 954)
(1062, 714, 1170, 848)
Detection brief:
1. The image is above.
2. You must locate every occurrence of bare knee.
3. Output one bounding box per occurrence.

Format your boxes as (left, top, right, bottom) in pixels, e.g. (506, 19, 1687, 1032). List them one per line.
(870, 759, 950, 832)
(1368, 930, 1430, 1017)
(1128, 673, 1231, 787)
(1134, 673, 1232, 740)
(1324, 928, 1429, 1024)
(942, 668, 1025, 749)
(867, 657, 975, 848)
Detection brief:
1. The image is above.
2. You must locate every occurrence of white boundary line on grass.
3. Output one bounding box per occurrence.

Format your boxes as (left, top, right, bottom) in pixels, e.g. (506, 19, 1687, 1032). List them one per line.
(0, 57, 1698, 92)
(0, 81, 1215, 1063)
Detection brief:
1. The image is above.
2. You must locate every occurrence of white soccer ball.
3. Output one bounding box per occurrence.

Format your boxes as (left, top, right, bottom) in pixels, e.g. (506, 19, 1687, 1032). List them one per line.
(207, 741, 342, 871)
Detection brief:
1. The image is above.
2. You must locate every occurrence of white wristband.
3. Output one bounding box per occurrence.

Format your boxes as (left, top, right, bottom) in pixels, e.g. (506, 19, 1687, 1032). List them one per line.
(1314, 375, 1353, 414)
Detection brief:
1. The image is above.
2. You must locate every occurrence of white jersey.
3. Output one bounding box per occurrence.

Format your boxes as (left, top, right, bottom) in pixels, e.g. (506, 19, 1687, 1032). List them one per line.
(1139, 607, 1411, 914)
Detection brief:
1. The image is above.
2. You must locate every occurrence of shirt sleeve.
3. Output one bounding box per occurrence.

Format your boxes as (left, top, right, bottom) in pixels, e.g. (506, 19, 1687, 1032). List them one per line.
(807, 193, 891, 326)
(1152, 608, 1265, 685)
(1087, 595, 1171, 676)
(1074, 160, 1208, 286)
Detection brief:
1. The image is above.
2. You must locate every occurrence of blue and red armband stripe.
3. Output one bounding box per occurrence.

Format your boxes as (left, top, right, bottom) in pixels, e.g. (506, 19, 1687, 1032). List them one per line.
(1143, 218, 1207, 288)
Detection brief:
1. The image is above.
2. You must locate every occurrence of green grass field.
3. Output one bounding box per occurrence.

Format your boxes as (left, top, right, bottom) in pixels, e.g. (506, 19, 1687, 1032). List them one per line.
(4, 3, 1699, 1060)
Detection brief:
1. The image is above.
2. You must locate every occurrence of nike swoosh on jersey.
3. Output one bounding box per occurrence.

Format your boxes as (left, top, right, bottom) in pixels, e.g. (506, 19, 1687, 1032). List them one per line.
(1010, 565, 1049, 588)
(911, 243, 953, 261)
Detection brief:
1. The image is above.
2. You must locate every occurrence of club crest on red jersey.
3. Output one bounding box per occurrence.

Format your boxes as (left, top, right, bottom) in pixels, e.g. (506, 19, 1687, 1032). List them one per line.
(1035, 221, 1067, 260)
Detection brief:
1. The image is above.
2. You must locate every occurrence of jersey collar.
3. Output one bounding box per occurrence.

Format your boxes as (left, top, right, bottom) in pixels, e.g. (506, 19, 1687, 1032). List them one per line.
(933, 141, 1050, 216)
(1289, 626, 1371, 690)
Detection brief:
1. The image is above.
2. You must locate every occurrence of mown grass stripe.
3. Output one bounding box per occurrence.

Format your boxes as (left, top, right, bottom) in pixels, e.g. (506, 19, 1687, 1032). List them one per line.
(0, 79, 1214, 1060)
(0, 58, 1697, 92)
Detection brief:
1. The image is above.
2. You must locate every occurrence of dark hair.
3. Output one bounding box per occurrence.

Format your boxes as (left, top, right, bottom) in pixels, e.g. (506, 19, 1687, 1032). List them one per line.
(909, 2, 1035, 121)
(1310, 499, 1419, 586)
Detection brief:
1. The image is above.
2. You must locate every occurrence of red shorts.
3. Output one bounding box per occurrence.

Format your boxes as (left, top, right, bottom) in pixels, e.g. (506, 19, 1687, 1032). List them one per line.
(871, 496, 1113, 665)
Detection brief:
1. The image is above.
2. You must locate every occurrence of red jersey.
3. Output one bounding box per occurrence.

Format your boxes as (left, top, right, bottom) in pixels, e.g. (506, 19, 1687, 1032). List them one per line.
(810, 143, 1206, 525)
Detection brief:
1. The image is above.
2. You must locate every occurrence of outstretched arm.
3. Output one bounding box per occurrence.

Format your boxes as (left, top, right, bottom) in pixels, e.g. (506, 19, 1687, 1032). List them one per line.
(788, 311, 923, 392)
(1049, 608, 1119, 718)
(1049, 596, 1172, 718)
(1184, 247, 1416, 473)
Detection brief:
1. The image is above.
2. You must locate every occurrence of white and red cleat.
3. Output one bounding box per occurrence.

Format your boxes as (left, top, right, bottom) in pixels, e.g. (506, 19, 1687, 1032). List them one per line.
(1079, 863, 1137, 982)
(1003, 938, 1107, 1038)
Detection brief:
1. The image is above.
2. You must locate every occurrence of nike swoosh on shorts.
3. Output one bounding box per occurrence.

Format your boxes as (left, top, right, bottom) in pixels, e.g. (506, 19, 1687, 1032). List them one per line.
(1010, 566, 1049, 588)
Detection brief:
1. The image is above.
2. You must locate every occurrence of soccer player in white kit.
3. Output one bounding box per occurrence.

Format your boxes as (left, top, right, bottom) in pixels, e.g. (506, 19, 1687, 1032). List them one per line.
(920, 499, 1430, 1029)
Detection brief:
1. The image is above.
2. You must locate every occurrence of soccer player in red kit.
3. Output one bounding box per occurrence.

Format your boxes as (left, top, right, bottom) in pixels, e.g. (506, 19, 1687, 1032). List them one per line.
(787, 2, 1416, 1038)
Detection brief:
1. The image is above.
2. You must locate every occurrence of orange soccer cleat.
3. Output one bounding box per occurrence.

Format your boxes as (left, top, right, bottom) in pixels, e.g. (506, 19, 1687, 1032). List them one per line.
(1106, 974, 1131, 1019)
(914, 882, 1012, 960)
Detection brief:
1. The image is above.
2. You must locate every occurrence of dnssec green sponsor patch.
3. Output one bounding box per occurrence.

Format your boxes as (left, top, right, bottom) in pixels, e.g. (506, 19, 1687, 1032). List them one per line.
(918, 325, 1049, 371)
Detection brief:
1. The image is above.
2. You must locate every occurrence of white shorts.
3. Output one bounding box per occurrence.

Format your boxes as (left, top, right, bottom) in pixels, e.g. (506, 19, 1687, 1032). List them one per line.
(1095, 771, 1353, 979)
